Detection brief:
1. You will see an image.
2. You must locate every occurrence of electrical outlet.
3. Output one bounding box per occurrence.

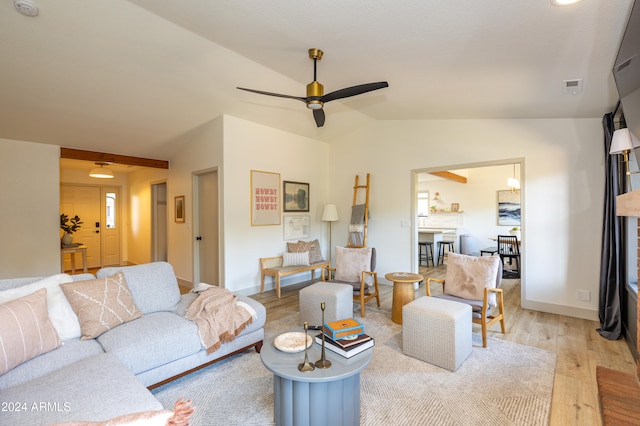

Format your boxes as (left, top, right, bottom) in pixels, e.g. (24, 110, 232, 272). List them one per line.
(576, 290, 591, 302)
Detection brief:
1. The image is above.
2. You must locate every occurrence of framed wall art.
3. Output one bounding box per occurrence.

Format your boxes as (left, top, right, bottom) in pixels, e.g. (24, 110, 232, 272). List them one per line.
(251, 170, 281, 226)
(175, 195, 185, 223)
(283, 215, 310, 240)
(283, 181, 310, 212)
(497, 190, 520, 226)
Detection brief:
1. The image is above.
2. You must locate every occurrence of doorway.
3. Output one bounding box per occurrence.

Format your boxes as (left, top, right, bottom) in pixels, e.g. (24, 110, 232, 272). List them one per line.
(412, 159, 524, 273)
(61, 184, 122, 269)
(151, 182, 168, 262)
(193, 169, 220, 286)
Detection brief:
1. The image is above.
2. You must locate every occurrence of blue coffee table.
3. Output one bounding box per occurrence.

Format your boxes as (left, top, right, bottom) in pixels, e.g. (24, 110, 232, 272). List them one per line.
(260, 329, 373, 426)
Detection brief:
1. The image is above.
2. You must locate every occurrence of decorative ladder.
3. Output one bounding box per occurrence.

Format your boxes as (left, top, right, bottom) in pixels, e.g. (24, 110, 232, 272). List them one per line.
(347, 173, 370, 248)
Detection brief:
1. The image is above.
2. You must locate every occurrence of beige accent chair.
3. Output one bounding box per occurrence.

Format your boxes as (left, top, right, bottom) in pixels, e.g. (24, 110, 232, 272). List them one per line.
(321, 246, 380, 317)
(426, 252, 505, 347)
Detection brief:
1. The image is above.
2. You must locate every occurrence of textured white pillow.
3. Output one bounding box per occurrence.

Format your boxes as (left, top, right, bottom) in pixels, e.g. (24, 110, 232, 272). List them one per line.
(334, 247, 373, 285)
(444, 253, 500, 307)
(282, 251, 310, 267)
(0, 274, 81, 341)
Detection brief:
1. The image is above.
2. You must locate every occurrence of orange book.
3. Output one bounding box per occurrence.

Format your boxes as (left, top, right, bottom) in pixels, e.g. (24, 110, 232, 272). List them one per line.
(323, 318, 364, 340)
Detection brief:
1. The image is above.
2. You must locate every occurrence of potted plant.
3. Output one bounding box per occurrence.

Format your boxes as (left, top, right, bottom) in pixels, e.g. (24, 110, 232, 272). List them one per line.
(60, 214, 83, 245)
(509, 226, 521, 240)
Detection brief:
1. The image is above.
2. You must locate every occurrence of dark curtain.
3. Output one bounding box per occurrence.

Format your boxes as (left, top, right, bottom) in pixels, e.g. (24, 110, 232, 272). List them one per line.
(597, 111, 624, 340)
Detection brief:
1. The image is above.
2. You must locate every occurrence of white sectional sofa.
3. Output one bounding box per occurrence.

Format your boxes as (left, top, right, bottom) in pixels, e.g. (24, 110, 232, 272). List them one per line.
(0, 262, 266, 425)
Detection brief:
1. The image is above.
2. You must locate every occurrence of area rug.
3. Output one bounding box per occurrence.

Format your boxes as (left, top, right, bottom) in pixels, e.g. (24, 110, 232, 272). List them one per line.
(152, 310, 556, 425)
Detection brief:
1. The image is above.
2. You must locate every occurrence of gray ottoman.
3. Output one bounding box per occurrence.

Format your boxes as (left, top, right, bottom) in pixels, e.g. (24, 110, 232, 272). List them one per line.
(299, 282, 353, 326)
(402, 296, 472, 371)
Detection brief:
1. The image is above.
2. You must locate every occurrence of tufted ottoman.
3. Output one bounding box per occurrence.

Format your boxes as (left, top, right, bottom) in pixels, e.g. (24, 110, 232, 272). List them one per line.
(402, 296, 472, 371)
(299, 282, 353, 326)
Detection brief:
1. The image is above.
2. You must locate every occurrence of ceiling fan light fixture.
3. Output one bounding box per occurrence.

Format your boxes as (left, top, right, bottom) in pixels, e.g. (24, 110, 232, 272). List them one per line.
(307, 101, 323, 110)
(89, 162, 114, 179)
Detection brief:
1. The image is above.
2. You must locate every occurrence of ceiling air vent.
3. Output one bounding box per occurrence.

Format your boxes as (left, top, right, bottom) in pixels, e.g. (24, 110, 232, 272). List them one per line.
(562, 79, 583, 95)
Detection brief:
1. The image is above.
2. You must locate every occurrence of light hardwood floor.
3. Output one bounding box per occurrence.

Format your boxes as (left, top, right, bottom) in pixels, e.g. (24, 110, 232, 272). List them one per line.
(249, 263, 637, 426)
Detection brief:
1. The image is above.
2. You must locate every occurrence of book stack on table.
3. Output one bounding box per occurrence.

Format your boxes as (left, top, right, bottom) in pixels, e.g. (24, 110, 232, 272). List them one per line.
(315, 318, 374, 358)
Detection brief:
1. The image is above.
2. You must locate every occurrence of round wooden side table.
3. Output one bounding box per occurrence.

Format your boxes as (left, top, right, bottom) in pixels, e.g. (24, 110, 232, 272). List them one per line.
(386, 272, 424, 325)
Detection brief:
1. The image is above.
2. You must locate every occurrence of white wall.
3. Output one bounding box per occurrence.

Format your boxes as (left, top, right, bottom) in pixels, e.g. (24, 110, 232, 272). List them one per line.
(164, 117, 225, 283)
(0, 138, 61, 277)
(330, 119, 604, 320)
(222, 115, 330, 294)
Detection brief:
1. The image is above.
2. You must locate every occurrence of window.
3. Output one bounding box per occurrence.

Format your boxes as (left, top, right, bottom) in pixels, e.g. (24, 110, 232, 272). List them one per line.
(106, 192, 116, 228)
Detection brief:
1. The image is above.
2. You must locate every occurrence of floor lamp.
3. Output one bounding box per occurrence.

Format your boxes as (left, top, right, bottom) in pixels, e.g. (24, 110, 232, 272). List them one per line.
(322, 204, 339, 263)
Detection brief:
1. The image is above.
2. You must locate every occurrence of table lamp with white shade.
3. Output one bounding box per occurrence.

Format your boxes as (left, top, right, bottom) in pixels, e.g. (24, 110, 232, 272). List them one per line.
(322, 204, 339, 263)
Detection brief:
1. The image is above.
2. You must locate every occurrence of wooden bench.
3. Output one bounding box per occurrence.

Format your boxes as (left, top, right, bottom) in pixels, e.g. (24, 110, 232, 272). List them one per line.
(260, 256, 330, 298)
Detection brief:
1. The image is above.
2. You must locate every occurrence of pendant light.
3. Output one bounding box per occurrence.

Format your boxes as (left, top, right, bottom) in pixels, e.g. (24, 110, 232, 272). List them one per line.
(507, 164, 520, 191)
(89, 162, 114, 179)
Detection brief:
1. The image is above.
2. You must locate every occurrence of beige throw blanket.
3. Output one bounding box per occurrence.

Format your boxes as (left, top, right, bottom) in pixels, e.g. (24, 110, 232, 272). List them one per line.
(185, 286, 253, 354)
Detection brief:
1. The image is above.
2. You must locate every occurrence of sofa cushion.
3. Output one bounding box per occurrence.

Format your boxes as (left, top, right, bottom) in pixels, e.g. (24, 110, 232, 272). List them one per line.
(0, 288, 61, 375)
(61, 271, 142, 340)
(0, 353, 163, 425)
(97, 312, 202, 375)
(0, 273, 82, 341)
(0, 338, 104, 391)
(96, 262, 181, 314)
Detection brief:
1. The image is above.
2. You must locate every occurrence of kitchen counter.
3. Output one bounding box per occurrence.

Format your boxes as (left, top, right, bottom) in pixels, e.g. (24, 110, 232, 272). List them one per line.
(418, 228, 458, 263)
(419, 228, 456, 234)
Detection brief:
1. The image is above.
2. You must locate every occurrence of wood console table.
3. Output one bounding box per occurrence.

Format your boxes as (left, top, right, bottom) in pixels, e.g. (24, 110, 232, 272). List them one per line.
(61, 245, 88, 274)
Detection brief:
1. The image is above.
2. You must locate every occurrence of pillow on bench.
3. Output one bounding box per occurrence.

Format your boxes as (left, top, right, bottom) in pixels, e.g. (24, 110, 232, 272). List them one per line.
(282, 252, 310, 267)
(287, 239, 324, 263)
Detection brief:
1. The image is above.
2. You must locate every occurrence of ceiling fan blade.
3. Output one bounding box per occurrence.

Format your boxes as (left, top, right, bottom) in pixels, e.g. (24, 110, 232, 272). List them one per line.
(237, 87, 306, 103)
(313, 108, 325, 127)
(321, 82, 389, 103)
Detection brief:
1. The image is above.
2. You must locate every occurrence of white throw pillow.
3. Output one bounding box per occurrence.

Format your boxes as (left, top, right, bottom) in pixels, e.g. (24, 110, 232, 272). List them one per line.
(334, 246, 373, 285)
(0, 274, 81, 341)
(282, 251, 310, 267)
(444, 253, 500, 307)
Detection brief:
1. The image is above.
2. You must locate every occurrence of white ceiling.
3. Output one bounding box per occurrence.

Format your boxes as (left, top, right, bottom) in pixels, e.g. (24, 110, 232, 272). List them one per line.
(0, 0, 634, 160)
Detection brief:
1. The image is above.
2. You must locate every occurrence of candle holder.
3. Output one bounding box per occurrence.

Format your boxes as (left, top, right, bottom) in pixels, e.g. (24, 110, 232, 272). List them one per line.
(315, 302, 332, 369)
(298, 322, 315, 372)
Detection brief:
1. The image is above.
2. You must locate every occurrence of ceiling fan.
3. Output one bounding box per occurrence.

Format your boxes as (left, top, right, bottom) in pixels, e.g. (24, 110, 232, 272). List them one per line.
(237, 48, 388, 127)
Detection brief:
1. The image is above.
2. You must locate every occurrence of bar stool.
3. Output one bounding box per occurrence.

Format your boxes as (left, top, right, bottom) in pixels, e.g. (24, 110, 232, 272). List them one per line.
(418, 242, 434, 267)
(437, 241, 455, 265)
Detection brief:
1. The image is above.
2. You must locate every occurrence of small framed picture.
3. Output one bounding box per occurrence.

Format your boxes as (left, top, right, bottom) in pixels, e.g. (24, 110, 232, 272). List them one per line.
(175, 195, 185, 223)
(283, 181, 310, 212)
(451, 203, 460, 212)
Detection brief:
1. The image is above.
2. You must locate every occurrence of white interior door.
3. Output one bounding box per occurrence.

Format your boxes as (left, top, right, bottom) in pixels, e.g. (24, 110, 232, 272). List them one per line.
(196, 170, 219, 285)
(61, 185, 101, 269)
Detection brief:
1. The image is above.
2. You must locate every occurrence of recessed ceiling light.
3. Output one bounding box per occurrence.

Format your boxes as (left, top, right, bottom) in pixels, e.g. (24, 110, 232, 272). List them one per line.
(551, 0, 582, 6)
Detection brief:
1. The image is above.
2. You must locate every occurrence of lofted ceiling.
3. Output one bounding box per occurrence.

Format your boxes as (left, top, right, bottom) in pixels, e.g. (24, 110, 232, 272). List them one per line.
(0, 0, 634, 160)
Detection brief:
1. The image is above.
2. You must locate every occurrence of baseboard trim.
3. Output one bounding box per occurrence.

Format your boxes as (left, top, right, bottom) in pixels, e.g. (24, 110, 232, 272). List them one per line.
(522, 299, 598, 321)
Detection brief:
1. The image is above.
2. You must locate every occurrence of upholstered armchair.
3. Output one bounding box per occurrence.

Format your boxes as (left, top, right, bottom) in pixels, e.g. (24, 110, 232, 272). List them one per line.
(321, 246, 380, 317)
(426, 252, 505, 347)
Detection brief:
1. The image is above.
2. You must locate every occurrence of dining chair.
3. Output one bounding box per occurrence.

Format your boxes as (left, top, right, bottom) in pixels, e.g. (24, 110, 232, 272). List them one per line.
(497, 235, 520, 278)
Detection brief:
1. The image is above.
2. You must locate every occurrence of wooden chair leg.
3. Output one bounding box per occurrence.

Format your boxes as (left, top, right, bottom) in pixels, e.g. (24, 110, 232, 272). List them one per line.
(276, 276, 281, 298)
(498, 293, 506, 334)
(360, 294, 366, 317)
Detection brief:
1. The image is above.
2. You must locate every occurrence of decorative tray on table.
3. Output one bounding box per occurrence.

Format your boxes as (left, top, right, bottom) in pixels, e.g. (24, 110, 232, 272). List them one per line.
(273, 332, 313, 353)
